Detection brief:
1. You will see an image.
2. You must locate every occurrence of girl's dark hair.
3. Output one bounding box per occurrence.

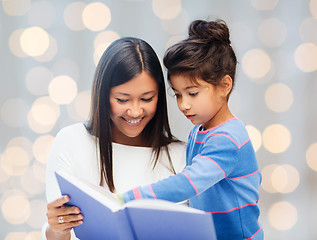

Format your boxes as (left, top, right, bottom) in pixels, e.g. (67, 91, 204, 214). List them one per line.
(163, 19, 237, 96)
(86, 37, 178, 192)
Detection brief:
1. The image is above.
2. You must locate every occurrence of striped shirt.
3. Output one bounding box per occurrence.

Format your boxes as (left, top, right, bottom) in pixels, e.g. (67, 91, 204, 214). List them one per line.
(122, 118, 263, 240)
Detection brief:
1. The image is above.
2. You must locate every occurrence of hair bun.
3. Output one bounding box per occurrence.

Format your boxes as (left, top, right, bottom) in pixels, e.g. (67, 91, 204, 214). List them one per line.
(188, 19, 231, 45)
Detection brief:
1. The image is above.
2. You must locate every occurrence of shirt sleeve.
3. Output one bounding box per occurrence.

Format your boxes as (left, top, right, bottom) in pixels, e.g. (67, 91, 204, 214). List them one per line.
(122, 134, 238, 203)
(43, 128, 79, 240)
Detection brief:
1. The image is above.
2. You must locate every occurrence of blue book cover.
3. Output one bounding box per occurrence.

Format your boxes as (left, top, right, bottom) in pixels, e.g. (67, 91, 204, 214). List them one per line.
(55, 170, 217, 240)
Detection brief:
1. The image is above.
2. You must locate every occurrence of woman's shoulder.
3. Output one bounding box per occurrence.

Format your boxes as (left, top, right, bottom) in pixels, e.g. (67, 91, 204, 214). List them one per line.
(54, 123, 93, 145)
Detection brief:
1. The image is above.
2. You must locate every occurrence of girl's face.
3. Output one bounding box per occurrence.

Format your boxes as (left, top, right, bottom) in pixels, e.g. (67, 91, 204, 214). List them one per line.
(170, 74, 232, 130)
(109, 71, 158, 145)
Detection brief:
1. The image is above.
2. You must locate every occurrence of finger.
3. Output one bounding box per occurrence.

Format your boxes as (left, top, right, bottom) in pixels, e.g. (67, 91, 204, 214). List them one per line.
(55, 214, 84, 225)
(47, 206, 81, 220)
(47, 195, 69, 209)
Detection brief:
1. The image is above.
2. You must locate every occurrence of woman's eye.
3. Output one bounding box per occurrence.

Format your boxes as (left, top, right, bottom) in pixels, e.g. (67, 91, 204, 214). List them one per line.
(116, 98, 128, 103)
(189, 92, 198, 96)
(141, 97, 154, 102)
(174, 93, 181, 98)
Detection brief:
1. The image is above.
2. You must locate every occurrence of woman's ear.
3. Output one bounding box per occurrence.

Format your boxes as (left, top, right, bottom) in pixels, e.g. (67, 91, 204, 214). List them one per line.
(220, 75, 233, 97)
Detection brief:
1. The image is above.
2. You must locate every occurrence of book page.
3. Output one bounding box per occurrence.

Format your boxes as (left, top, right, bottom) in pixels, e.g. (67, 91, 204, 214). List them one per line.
(56, 170, 123, 212)
(124, 199, 205, 214)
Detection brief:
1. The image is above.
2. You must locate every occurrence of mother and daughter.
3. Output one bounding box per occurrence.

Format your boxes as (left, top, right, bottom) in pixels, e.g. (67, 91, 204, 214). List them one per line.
(43, 19, 263, 240)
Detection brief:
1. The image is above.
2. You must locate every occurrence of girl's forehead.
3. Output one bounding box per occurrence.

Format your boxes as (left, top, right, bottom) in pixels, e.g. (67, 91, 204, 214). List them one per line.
(170, 75, 209, 89)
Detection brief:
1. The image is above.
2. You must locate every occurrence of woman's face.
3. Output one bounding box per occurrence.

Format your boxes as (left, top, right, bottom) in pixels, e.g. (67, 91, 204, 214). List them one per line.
(109, 71, 159, 145)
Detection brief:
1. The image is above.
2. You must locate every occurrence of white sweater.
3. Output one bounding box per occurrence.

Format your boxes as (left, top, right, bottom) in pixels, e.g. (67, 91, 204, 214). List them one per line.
(42, 123, 186, 239)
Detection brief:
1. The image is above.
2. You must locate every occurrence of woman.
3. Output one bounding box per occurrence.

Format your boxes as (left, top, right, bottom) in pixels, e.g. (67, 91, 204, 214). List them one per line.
(42, 37, 186, 240)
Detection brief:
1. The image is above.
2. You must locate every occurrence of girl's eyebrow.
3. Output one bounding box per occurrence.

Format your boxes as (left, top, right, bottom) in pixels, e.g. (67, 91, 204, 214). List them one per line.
(172, 86, 199, 91)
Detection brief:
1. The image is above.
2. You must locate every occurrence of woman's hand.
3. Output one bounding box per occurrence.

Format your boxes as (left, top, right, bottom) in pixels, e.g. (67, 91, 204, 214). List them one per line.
(46, 195, 83, 239)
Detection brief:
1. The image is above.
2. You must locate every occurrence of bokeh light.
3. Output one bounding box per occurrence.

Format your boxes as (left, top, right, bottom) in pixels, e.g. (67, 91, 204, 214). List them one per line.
(8, 29, 28, 58)
(33, 35, 58, 62)
(26, 232, 42, 240)
(245, 125, 262, 152)
(67, 91, 91, 121)
(310, 0, 317, 18)
(1, 190, 31, 224)
(32, 135, 54, 164)
(1, 146, 30, 176)
(64, 1, 86, 31)
(262, 124, 291, 153)
(268, 201, 297, 230)
(265, 83, 293, 112)
(48, 75, 78, 105)
(1, 98, 29, 128)
(2, 0, 31, 16)
(306, 143, 317, 171)
(258, 18, 287, 47)
(294, 42, 317, 72)
(250, 0, 279, 10)
(32, 161, 46, 183)
(27, 96, 60, 133)
(4, 232, 28, 240)
(82, 2, 111, 31)
(93, 31, 120, 65)
(152, 0, 182, 20)
(242, 49, 272, 80)
(261, 164, 279, 193)
(271, 164, 300, 193)
(20, 27, 50, 57)
(27, 1, 56, 28)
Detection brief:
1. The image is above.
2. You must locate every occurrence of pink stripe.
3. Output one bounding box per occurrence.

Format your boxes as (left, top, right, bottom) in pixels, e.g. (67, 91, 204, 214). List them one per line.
(240, 138, 250, 148)
(132, 187, 142, 200)
(149, 185, 157, 199)
(198, 154, 226, 178)
(207, 133, 240, 148)
(194, 140, 205, 144)
(208, 200, 259, 214)
(243, 225, 262, 240)
(197, 117, 238, 134)
(228, 169, 260, 181)
(182, 172, 199, 195)
(189, 133, 194, 139)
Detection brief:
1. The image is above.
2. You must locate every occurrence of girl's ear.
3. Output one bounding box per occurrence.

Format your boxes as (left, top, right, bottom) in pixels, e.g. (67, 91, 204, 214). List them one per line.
(220, 75, 233, 97)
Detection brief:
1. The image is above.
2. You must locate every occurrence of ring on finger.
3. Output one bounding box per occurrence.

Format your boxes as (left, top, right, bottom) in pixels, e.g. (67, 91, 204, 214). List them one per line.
(58, 216, 64, 224)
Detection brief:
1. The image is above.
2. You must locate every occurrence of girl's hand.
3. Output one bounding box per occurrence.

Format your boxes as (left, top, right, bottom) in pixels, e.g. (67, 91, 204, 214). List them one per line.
(46, 195, 83, 238)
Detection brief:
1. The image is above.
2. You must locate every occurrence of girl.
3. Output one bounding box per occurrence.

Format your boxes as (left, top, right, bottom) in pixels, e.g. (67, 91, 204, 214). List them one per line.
(120, 20, 263, 240)
(43, 37, 186, 240)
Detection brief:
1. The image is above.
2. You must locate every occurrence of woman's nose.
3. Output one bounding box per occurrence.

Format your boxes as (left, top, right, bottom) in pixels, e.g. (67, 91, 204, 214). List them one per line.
(127, 103, 143, 117)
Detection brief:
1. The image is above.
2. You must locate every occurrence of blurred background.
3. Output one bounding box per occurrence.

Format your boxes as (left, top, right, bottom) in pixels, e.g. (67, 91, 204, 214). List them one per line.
(1, 0, 317, 239)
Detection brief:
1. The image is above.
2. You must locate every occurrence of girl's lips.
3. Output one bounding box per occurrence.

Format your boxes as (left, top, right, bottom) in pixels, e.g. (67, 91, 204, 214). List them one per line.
(186, 115, 195, 119)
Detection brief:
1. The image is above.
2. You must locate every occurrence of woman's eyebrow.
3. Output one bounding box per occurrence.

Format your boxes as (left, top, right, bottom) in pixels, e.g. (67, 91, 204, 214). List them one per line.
(113, 90, 156, 96)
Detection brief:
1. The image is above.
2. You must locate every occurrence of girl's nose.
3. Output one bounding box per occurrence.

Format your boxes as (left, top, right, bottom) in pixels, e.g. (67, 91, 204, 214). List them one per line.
(179, 99, 191, 112)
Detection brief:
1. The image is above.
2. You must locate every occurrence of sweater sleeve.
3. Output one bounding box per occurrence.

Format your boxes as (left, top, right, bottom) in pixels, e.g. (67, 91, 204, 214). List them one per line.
(122, 134, 238, 203)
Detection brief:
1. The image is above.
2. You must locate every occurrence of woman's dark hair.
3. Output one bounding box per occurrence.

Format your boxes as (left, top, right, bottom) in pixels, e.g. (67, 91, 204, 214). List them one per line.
(163, 19, 237, 96)
(86, 37, 178, 192)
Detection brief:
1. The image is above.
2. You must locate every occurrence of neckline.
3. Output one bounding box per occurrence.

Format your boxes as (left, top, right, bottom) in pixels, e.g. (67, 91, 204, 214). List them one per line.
(197, 117, 239, 134)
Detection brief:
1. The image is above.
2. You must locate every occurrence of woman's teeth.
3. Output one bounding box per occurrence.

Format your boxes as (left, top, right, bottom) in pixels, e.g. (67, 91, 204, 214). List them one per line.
(126, 118, 142, 124)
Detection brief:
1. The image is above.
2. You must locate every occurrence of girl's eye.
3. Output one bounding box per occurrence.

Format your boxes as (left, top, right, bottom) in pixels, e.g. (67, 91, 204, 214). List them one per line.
(141, 97, 154, 102)
(174, 93, 181, 98)
(189, 92, 198, 96)
(116, 98, 128, 103)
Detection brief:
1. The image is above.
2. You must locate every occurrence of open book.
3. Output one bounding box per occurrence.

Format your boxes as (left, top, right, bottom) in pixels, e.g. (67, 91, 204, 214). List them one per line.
(55, 170, 217, 240)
